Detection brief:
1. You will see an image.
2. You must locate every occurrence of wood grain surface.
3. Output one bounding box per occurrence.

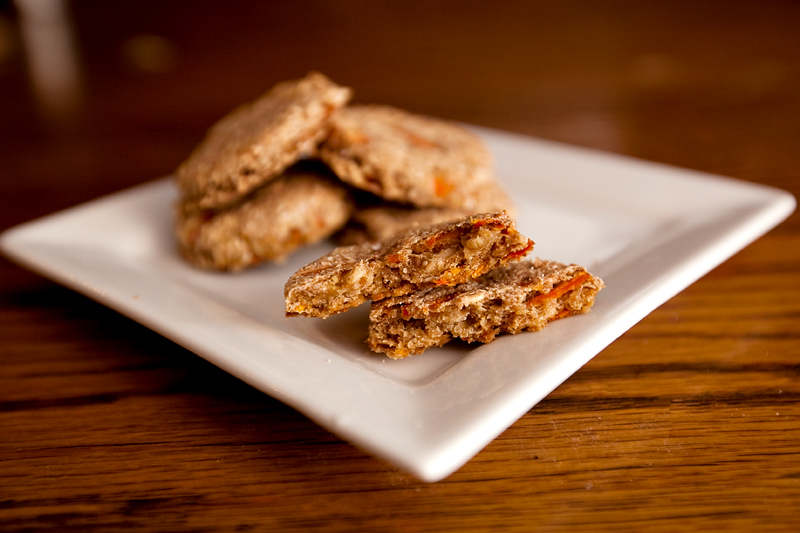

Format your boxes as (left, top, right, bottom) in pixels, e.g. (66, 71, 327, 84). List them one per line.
(1, 1, 798, 531)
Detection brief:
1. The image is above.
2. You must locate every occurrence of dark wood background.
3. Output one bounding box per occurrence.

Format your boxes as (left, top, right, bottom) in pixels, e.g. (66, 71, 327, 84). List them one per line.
(1, 1, 798, 530)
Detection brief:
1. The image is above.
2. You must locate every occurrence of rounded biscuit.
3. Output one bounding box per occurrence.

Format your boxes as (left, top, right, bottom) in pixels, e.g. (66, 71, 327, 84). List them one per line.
(176, 167, 352, 271)
(319, 105, 496, 209)
(176, 72, 352, 211)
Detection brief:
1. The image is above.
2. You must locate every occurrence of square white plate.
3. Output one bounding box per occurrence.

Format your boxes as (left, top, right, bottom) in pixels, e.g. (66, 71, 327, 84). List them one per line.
(1, 128, 794, 482)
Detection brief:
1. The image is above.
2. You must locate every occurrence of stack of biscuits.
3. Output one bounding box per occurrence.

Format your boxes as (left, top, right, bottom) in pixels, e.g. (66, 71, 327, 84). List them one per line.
(174, 72, 603, 358)
(174, 72, 514, 271)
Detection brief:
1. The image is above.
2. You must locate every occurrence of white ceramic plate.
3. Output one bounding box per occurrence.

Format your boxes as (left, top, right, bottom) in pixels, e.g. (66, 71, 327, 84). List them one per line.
(1, 128, 795, 482)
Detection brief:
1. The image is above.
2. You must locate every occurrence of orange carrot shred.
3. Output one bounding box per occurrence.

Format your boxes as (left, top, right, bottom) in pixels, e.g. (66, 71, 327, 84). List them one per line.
(527, 272, 591, 306)
(504, 239, 534, 261)
(434, 175, 454, 197)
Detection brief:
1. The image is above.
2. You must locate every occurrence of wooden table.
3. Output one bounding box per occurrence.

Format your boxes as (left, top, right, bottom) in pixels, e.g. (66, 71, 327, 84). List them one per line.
(2, 1, 798, 530)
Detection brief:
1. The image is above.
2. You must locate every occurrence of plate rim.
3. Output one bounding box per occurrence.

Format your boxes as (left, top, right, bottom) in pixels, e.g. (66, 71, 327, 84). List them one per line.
(1, 129, 795, 482)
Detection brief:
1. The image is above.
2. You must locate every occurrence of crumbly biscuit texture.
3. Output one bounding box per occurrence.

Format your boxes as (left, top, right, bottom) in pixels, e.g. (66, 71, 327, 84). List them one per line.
(336, 180, 517, 245)
(284, 211, 534, 318)
(175, 168, 352, 271)
(368, 259, 604, 358)
(319, 105, 497, 209)
(176, 72, 352, 211)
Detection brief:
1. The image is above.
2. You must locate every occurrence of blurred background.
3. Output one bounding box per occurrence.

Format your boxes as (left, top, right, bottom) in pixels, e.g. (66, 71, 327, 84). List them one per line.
(1, 0, 798, 229)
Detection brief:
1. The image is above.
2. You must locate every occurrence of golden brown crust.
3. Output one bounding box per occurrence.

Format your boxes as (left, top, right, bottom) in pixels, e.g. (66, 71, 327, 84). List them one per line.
(175, 72, 352, 211)
(175, 167, 352, 271)
(367, 259, 604, 358)
(319, 105, 498, 209)
(284, 211, 534, 318)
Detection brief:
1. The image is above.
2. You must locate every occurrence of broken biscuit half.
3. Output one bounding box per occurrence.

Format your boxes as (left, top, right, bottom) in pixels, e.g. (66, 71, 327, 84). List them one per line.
(284, 211, 534, 318)
(368, 259, 604, 358)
